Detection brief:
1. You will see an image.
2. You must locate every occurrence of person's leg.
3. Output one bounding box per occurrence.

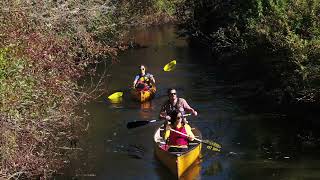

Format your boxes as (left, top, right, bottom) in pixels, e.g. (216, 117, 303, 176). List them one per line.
(136, 83, 144, 89)
(178, 147, 188, 152)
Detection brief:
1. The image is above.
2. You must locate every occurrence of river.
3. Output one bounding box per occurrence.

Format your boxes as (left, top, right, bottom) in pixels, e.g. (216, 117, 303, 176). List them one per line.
(57, 25, 320, 180)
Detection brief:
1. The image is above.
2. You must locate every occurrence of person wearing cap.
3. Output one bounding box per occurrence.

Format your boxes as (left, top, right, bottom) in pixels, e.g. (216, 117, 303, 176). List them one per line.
(133, 65, 155, 90)
(159, 88, 198, 125)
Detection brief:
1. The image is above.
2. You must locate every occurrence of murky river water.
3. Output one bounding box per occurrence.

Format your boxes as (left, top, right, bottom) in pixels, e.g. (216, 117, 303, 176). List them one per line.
(58, 25, 320, 180)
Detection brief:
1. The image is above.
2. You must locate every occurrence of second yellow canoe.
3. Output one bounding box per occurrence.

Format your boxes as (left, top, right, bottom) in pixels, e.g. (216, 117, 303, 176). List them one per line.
(130, 85, 156, 102)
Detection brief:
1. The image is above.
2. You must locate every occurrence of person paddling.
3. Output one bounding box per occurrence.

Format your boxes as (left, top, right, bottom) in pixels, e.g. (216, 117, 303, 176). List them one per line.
(163, 111, 195, 152)
(159, 88, 198, 125)
(133, 65, 155, 90)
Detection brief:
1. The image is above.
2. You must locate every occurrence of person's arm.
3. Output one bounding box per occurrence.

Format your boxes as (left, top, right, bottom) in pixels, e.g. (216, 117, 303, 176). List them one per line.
(150, 74, 155, 84)
(184, 124, 195, 141)
(159, 104, 171, 121)
(133, 75, 139, 87)
(163, 125, 171, 140)
(181, 98, 198, 116)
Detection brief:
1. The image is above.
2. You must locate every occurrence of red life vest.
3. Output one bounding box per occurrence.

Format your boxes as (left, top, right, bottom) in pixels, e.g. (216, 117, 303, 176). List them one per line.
(168, 126, 188, 146)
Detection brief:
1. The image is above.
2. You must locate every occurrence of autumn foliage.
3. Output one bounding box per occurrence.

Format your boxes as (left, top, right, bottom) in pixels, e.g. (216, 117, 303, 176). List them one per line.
(0, 0, 177, 178)
(0, 1, 122, 179)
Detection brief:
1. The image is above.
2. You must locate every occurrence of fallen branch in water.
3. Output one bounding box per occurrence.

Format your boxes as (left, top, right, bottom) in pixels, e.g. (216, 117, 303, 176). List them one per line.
(75, 173, 96, 177)
(7, 171, 25, 180)
(57, 147, 83, 151)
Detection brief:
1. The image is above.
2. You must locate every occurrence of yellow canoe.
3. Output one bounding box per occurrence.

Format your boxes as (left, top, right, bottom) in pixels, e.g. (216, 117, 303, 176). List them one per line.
(130, 85, 156, 102)
(153, 126, 202, 178)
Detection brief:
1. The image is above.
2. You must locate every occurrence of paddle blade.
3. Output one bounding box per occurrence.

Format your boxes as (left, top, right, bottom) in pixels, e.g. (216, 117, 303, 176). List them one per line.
(127, 120, 150, 129)
(109, 98, 122, 104)
(108, 92, 123, 100)
(163, 60, 176, 72)
(206, 145, 221, 152)
(203, 140, 222, 149)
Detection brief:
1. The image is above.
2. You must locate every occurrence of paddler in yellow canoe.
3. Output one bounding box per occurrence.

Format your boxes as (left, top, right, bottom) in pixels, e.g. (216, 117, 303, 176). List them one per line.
(133, 65, 156, 90)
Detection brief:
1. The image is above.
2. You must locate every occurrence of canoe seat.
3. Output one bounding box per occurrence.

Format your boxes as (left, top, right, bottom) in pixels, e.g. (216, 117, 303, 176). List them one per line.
(169, 152, 182, 156)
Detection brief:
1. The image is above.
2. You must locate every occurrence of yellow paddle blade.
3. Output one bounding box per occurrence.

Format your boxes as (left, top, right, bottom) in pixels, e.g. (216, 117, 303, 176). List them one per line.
(107, 92, 123, 100)
(163, 60, 176, 71)
(207, 145, 221, 152)
(210, 141, 221, 149)
(203, 140, 222, 149)
(109, 98, 122, 104)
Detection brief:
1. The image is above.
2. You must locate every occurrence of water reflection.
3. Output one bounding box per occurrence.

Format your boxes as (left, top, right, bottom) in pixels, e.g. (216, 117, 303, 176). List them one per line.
(138, 101, 154, 120)
(141, 101, 152, 110)
(127, 144, 145, 159)
(180, 158, 202, 180)
(203, 160, 222, 176)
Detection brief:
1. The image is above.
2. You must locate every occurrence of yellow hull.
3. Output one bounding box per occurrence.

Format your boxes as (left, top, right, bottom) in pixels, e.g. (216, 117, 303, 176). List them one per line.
(153, 126, 202, 178)
(131, 86, 156, 102)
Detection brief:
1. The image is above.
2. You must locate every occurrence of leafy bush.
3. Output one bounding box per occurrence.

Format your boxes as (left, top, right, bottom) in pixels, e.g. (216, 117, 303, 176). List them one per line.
(154, 0, 177, 16)
(0, 1, 123, 178)
(247, 0, 320, 97)
(0, 0, 178, 178)
(176, 0, 320, 103)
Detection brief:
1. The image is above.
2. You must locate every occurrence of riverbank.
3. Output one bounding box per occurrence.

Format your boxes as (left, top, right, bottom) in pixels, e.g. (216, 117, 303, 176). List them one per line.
(0, 1, 176, 179)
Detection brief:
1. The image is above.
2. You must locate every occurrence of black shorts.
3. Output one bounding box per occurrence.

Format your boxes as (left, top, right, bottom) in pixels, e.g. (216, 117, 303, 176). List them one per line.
(168, 147, 188, 152)
(136, 83, 146, 89)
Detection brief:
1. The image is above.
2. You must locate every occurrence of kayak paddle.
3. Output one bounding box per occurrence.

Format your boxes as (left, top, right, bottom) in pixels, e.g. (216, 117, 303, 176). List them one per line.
(107, 92, 123, 100)
(163, 60, 176, 72)
(127, 113, 191, 129)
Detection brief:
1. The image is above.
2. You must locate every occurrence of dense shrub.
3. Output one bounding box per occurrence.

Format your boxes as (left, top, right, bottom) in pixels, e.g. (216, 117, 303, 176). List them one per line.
(0, 1, 122, 178)
(0, 0, 178, 178)
(176, 0, 320, 103)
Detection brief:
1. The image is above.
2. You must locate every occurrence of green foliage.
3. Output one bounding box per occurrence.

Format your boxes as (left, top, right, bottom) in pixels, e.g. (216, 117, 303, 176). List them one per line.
(0, 0, 176, 178)
(0, 48, 36, 117)
(112, 0, 178, 26)
(88, 11, 124, 46)
(177, 0, 320, 101)
(247, 0, 320, 88)
(154, 0, 177, 16)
